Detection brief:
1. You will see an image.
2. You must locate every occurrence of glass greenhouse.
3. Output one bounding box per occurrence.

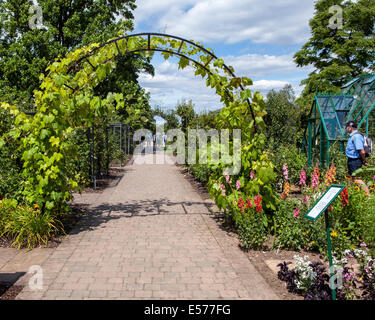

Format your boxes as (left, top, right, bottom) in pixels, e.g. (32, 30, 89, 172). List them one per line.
(303, 74, 375, 167)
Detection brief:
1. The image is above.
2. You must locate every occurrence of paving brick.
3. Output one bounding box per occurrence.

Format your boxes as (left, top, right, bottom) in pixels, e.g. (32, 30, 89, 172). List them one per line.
(135, 290, 152, 298)
(71, 290, 91, 298)
(12, 153, 279, 300)
(89, 290, 108, 298)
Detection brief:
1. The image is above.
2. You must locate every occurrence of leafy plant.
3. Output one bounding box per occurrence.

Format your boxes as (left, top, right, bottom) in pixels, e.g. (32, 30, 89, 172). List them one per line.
(0, 200, 63, 248)
(272, 199, 309, 251)
(188, 164, 214, 183)
(269, 144, 310, 188)
(277, 256, 346, 300)
(234, 197, 268, 250)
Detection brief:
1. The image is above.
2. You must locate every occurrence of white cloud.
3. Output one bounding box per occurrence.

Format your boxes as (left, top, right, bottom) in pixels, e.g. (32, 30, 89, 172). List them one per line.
(132, 1, 315, 108)
(139, 57, 306, 112)
(253, 80, 290, 91)
(140, 59, 223, 111)
(134, 0, 315, 45)
(224, 53, 301, 78)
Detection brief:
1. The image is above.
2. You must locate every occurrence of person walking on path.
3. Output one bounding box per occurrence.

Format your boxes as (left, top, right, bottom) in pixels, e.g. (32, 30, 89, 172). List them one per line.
(345, 121, 370, 195)
(163, 133, 167, 148)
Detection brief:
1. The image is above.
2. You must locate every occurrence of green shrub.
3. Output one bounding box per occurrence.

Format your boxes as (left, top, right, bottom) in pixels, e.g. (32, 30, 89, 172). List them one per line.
(363, 199, 375, 256)
(331, 185, 372, 245)
(188, 164, 213, 183)
(269, 144, 310, 188)
(273, 199, 309, 251)
(234, 198, 268, 250)
(0, 109, 25, 201)
(0, 198, 18, 231)
(0, 200, 63, 248)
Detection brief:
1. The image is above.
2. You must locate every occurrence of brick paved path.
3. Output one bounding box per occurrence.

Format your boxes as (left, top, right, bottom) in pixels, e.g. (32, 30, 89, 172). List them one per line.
(16, 153, 279, 300)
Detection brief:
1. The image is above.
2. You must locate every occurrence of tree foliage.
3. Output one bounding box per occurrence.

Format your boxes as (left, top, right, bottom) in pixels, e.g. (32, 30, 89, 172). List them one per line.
(153, 107, 180, 132)
(294, 0, 375, 96)
(0, 0, 152, 117)
(176, 100, 196, 133)
(264, 85, 301, 147)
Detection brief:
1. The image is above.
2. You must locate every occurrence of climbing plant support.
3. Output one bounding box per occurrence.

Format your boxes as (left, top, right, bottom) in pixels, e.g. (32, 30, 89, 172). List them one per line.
(0, 33, 274, 213)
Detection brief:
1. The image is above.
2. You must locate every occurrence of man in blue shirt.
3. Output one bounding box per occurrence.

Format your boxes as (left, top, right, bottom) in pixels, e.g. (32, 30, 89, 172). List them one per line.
(345, 121, 369, 194)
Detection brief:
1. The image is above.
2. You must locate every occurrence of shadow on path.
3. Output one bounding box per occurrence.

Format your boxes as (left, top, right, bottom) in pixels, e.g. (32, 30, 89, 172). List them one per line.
(69, 198, 215, 235)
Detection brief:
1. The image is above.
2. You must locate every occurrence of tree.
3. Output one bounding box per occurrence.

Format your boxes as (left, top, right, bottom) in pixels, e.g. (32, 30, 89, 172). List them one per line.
(264, 85, 301, 147)
(0, 0, 155, 193)
(153, 107, 180, 132)
(294, 0, 375, 97)
(190, 109, 219, 130)
(176, 99, 196, 133)
(0, 0, 152, 113)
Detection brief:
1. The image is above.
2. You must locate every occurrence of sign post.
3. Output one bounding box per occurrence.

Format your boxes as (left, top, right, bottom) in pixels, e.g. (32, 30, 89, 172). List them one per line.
(305, 184, 346, 301)
(324, 209, 336, 300)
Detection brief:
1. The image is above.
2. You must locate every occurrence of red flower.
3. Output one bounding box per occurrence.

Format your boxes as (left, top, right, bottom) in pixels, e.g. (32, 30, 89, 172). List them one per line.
(0, 195, 4, 200)
(238, 198, 245, 212)
(340, 187, 349, 207)
(254, 195, 262, 207)
(246, 199, 253, 208)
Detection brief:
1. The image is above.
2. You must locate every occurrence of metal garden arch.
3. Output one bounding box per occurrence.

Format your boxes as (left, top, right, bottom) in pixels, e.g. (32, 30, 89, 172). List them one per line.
(64, 32, 257, 129)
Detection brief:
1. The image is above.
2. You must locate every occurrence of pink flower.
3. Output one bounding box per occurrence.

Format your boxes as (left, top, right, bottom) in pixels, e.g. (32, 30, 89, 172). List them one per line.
(293, 208, 300, 219)
(224, 173, 230, 183)
(282, 164, 289, 181)
(250, 170, 255, 180)
(372, 176, 375, 180)
(236, 180, 241, 190)
(312, 172, 319, 189)
(219, 183, 226, 196)
(299, 170, 306, 187)
(303, 195, 310, 204)
(224, 173, 232, 184)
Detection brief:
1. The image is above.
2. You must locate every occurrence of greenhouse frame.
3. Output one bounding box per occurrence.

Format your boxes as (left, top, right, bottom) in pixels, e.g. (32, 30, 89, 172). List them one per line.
(303, 74, 375, 167)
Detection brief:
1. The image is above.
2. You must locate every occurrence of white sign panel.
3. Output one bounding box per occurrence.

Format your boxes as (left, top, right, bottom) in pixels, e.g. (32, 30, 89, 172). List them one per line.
(305, 186, 344, 221)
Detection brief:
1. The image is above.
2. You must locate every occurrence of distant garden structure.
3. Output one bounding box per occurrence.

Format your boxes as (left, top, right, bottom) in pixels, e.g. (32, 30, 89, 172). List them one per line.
(303, 74, 375, 167)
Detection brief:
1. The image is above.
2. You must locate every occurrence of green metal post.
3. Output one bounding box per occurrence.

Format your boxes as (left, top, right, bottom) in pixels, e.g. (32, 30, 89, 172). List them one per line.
(325, 210, 336, 300)
(358, 101, 375, 130)
(308, 121, 312, 167)
(320, 123, 323, 166)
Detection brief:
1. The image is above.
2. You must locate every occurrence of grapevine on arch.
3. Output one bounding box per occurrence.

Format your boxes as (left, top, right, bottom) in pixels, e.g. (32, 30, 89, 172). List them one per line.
(0, 34, 275, 214)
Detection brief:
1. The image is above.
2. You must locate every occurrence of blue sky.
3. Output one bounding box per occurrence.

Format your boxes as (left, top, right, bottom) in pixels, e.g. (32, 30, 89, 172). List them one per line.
(131, 0, 316, 113)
